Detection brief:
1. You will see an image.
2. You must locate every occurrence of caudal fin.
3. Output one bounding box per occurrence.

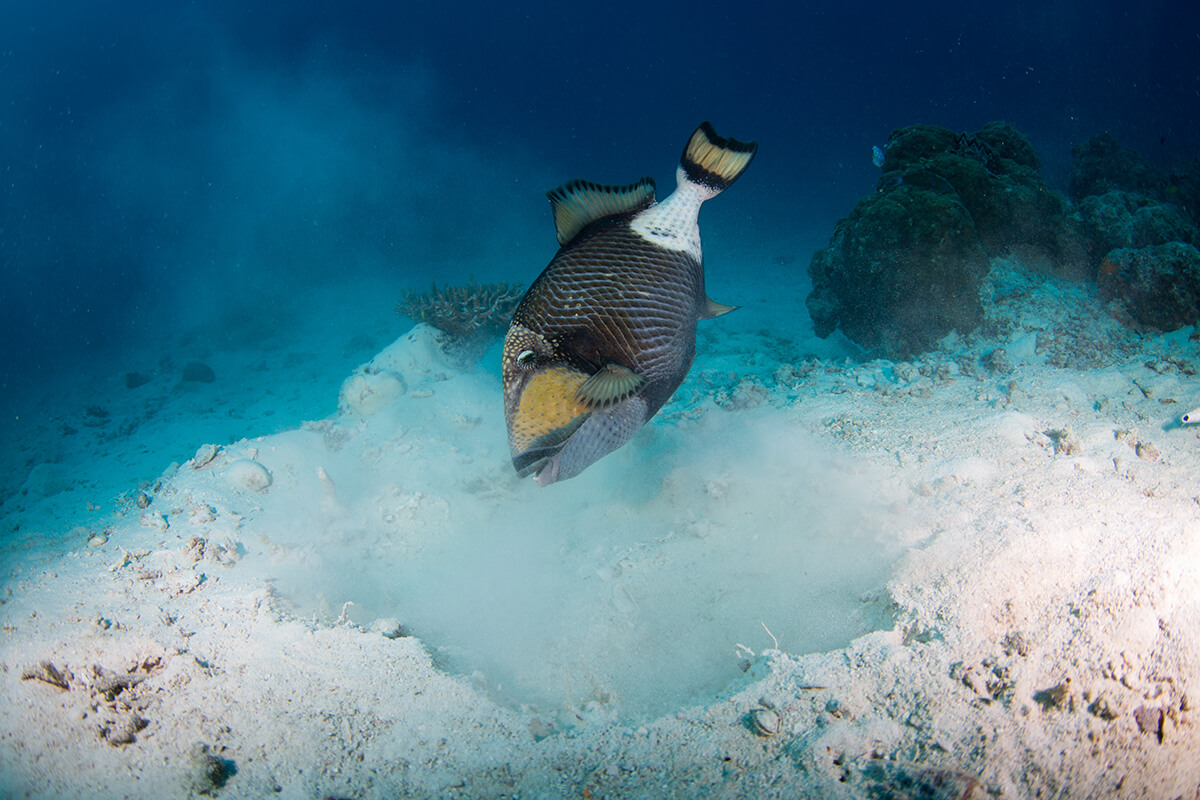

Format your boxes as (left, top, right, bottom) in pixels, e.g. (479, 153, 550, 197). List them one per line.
(680, 121, 757, 193)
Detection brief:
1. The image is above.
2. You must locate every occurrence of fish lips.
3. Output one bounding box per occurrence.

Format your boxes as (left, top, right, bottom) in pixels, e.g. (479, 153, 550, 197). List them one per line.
(503, 363, 591, 480)
(512, 442, 566, 484)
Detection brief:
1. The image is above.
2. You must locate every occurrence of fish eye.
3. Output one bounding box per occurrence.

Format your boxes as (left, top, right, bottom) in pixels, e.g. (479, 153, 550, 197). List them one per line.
(516, 349, 538, 369)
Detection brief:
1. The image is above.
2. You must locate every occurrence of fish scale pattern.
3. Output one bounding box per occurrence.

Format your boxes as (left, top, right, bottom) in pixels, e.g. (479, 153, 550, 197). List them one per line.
(513, 223, 704, 412)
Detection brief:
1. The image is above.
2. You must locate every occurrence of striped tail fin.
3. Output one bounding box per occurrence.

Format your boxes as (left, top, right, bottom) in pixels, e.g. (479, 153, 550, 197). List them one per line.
(680, 121, 757, 195)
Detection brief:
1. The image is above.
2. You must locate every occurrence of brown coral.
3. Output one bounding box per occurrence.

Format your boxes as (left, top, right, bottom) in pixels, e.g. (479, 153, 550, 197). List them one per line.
(396, 280, 524, 341)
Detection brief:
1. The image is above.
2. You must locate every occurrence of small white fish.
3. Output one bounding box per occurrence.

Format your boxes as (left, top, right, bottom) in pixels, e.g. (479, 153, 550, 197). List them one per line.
(1181, 406, 1200, 425)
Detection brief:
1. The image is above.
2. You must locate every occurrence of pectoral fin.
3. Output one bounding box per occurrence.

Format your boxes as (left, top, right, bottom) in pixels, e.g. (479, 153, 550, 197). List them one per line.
(575, 363, 646, 410)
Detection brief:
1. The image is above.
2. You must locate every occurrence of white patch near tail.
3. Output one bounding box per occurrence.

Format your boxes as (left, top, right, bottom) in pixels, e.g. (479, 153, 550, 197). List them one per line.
(629, 168, 705, 259)
(629, 122, 756, 259)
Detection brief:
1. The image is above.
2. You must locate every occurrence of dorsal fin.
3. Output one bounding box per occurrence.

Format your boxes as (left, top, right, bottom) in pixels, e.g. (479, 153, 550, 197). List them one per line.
(546, 178, 656, 246)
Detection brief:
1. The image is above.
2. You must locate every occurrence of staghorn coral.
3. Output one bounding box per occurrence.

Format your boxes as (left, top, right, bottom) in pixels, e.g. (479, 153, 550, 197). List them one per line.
(396, 280, 524, 341)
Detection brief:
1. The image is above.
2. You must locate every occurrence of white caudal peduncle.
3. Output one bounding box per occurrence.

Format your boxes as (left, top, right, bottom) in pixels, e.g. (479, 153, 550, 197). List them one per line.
(628, 167, 705, 259)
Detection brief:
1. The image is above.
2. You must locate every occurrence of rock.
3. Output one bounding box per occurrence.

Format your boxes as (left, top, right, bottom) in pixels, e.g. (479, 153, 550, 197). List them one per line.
(1069, 135, 1200, 234)
(185, 742, 232, 795)
(1134, 704, 1165, 743)
(21, 463, 69, 498)
(124, 371, 151, 389)
(101, 711, 147, 746)
(874, 123, 960, 171)
(91, 666, 147, 699)
(971, 120, 1042, 171)
(367, 323, 455, 379)
(1098, 242, 1200, 330)
(887, 124, 1089, 272)
(1069, 133, 1165, 201)
(1169, 158, 1200, 227)
(1076, 191, 1199, 255)
(338, 369, 407, 416)
(371, 618, 409, 639)
(339, 324, 460, 412)
(748, 707, 780, 736)
(190, 444, 220, 469)
(140, 511, 169, 532)
(181, 361, 216, 383)
(1033, 681, 1071, 710)
(226, 459, 272, 492)
(806, 175, 990, 358)
(809, 122, 1090, 358)
(1046, 427, 1082, 456)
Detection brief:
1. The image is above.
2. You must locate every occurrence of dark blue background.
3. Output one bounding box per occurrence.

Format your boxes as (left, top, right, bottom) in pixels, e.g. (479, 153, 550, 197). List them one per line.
(2, 0, 1198, 385)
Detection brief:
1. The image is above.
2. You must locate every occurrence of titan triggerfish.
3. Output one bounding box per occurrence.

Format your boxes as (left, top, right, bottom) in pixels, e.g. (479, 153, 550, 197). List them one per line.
(502, 122, 757, 485)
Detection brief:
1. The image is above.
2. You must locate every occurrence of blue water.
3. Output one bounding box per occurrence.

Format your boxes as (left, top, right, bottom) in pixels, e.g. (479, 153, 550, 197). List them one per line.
(2, 1, 1198, 515)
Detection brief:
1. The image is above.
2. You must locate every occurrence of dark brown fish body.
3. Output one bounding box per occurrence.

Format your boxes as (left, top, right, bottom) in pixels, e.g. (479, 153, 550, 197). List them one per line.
(503, 123, 756, 485)
(512, 222, 704, 416)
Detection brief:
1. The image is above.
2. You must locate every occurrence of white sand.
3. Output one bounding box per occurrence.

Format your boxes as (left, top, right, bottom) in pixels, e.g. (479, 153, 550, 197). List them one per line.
(2, 258, 1199, 799)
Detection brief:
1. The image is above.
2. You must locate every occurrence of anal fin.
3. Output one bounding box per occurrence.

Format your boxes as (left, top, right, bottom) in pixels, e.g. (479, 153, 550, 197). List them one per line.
(575, 363, 646, 410)
(701, 297, 738, 319)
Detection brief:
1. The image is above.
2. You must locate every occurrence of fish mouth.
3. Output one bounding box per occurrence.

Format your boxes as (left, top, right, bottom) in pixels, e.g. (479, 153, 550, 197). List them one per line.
(512, 445, 562, 481)
(510, 416, 585, 484)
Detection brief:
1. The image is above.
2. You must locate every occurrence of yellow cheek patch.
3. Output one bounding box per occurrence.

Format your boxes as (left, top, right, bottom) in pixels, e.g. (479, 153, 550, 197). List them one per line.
(509, 366, 590, 453)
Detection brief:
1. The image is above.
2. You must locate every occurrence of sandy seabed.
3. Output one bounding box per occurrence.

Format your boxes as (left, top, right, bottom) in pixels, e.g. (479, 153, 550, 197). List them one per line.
(2, 258, 1200, 799)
